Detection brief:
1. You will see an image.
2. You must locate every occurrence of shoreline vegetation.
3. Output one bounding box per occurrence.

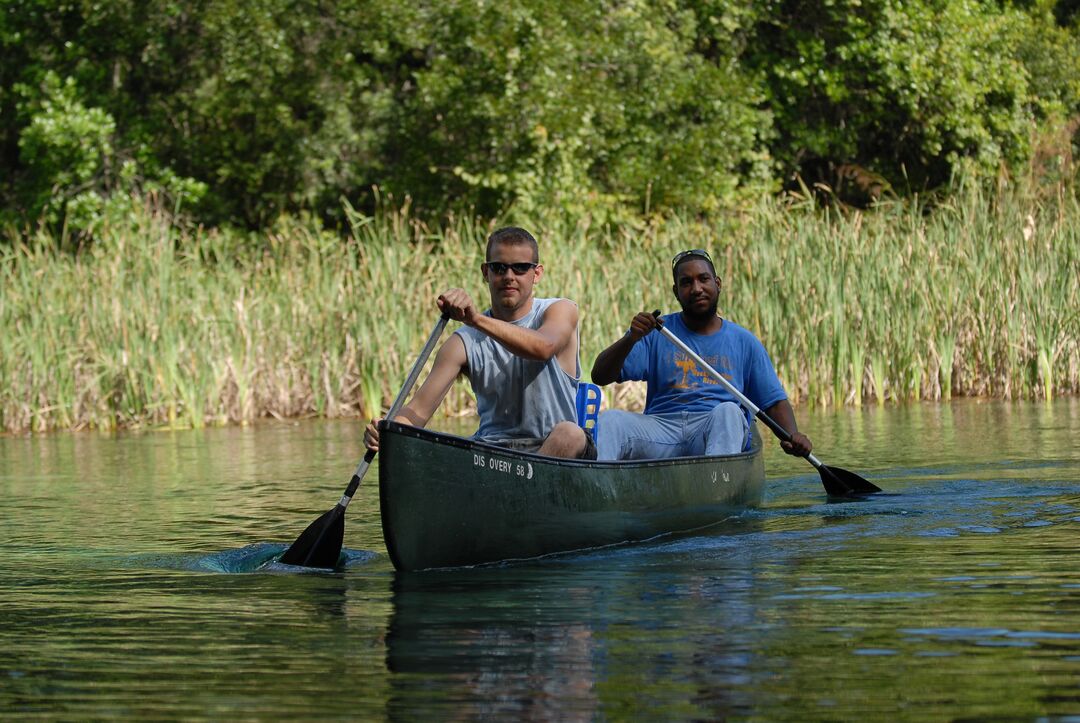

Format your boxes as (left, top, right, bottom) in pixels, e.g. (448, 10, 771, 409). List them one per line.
(2, 180, 1078, 434)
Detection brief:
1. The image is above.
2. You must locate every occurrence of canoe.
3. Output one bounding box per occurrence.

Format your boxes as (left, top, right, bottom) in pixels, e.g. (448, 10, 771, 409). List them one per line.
(378, 420, 766, 571)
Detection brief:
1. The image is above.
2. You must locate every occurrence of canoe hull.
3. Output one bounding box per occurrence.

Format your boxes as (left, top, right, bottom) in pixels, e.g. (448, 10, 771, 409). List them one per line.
(378, 421, 765, 571)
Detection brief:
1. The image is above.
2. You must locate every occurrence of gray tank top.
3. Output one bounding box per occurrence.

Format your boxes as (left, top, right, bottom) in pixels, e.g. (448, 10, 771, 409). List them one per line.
(455, 297, 581, 444)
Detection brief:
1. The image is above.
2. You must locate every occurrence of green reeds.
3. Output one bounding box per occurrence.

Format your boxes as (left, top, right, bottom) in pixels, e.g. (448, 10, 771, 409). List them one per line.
(2, 180, 1079, 434)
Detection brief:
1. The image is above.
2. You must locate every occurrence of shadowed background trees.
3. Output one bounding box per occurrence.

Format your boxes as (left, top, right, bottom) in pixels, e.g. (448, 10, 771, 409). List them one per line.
(2, 0, 1078, 236)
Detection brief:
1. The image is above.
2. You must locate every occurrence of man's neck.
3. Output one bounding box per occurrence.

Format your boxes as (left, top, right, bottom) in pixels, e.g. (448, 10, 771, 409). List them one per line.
(491, 294, 535, 323)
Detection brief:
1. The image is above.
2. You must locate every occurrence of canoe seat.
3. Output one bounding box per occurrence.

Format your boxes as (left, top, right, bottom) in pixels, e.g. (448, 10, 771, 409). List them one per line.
(576, 382, 602, 436)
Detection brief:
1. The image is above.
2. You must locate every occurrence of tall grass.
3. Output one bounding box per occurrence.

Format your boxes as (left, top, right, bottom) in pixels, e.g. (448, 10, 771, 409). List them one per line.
(2, 181, 1077, 433)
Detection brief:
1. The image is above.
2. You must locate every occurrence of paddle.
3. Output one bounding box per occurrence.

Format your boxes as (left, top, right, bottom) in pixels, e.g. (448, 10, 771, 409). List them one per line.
(280, 313, 451, 568)
(653, 312, 881, 497)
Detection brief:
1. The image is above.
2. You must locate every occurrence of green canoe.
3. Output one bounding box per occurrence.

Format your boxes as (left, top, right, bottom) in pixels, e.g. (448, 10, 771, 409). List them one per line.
(378, 420, 766, 571)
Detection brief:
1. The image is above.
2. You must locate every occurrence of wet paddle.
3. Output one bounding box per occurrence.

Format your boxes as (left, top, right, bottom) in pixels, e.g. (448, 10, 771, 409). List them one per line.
(654, 314, 881, 497)
(280, 313, 451, 568)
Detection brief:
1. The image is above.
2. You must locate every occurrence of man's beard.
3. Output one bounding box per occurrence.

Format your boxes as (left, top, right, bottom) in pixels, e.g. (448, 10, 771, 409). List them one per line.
(681, 298, 718, 321)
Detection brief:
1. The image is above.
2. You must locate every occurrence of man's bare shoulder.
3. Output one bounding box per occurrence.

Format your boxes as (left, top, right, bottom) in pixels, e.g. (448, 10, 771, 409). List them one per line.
(541, 297, 580, 321)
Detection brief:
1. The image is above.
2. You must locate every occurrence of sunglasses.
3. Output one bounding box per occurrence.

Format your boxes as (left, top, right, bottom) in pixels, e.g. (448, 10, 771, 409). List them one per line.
(671, 249, 714, 270)
(485, 261, 538, 275)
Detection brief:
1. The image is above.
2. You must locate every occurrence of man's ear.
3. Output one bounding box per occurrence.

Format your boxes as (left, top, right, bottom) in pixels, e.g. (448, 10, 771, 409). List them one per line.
(533, 264, 544, 283)
(671, 283, 678, 301)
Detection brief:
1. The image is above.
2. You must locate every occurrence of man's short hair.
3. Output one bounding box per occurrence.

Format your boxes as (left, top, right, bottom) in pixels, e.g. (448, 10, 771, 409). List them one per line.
(671, 248, 716, 281)
(487, 227, 539, 263)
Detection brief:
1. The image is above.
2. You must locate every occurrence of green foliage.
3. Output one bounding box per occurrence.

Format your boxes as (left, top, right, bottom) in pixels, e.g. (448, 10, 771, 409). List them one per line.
(366, 0, 773, 220)
(15, 72, 115, 225)
(10, 71, 207, 238)
(1014, 0, 1080, 119)
(0, 0, 1078, 232)
(745, 0, 1057, 188)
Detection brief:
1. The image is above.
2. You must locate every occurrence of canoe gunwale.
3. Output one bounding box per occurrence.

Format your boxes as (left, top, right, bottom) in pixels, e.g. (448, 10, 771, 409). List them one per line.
(379, 420, 763, 470)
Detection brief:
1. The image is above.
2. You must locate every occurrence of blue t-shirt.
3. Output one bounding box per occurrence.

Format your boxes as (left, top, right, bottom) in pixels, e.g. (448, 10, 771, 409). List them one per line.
(618, 313, 787, 417)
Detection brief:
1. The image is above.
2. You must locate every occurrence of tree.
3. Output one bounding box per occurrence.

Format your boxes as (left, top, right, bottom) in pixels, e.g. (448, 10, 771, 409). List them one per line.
(745, 0, 1041, 190)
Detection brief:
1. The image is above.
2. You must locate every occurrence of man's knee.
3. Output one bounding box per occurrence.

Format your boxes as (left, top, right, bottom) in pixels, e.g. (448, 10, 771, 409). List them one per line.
(545, 420, 579, 445)
(597, 408, 634, 431)
(541, 421, 594, 459)
(595, 409, 639, 460)
(709, 401, 743, 421)
(704, 402, 749, 454)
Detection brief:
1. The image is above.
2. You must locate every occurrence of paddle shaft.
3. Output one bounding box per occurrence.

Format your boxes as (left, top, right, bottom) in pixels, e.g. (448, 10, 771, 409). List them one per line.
(338, 313, 451, 509)
(656, 324, 830, 471)
(280, 312, 451, 567)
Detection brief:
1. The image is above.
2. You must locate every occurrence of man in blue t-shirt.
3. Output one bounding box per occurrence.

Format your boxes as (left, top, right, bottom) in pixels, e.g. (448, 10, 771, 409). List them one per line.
(590, 249, 813, 461)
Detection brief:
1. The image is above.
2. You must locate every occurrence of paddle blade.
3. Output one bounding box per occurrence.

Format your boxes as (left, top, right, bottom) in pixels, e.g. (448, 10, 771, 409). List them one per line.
(819, 464, 882, 497)
(279, 505, 346, 569)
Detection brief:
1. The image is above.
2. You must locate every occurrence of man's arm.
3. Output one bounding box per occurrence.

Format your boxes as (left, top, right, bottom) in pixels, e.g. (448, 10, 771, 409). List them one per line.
(591, 311, 662, 385)
(761, 399, 813, 457)
(438, 289, 577, 364)
(469, 298, 579, 363)
(364, 335, 467, 451)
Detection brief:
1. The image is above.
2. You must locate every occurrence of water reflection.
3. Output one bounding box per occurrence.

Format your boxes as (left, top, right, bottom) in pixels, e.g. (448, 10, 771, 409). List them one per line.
(385, 569, 601, 719)
(383, 511, 774, 720)
(787, 397, 1080, 478)
(383, 557, 764, 720)
(2, 400, 1080, 718)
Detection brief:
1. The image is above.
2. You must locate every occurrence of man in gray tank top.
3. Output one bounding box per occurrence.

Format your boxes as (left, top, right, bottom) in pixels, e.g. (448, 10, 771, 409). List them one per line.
(364, 227, 596, 460)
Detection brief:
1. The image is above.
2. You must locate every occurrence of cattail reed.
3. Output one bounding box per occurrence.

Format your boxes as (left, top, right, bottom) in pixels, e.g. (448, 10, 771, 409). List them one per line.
(1, 181, 1077, 433)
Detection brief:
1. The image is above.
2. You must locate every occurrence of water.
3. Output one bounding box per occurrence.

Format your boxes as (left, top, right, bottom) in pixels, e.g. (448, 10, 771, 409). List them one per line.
(2, 399, 1079, 719)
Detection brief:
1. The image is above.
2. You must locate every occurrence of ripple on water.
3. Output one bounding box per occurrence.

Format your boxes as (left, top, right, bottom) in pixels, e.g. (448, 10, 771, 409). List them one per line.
(957, 525, 1003, 534)
(258, 547, 380, 572)
(901, 627, 1080, 646)
(125, 544, 380, 573)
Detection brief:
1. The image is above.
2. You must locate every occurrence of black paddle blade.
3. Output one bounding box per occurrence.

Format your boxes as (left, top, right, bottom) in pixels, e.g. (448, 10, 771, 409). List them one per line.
(819, 464, 882, 497)
(279, 505, 345, 569)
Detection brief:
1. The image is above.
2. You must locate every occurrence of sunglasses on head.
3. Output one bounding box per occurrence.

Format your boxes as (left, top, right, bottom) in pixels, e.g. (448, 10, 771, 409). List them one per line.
(671, 249, 714, 270)
(485, 261, 538, 275)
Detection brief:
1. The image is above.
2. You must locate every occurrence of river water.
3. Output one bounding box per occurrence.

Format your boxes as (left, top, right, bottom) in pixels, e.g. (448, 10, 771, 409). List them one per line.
(1, 399, 1078, 720)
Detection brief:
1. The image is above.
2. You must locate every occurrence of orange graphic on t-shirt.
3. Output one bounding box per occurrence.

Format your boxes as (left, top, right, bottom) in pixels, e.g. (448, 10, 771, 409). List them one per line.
(672, 352, 732, 388)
